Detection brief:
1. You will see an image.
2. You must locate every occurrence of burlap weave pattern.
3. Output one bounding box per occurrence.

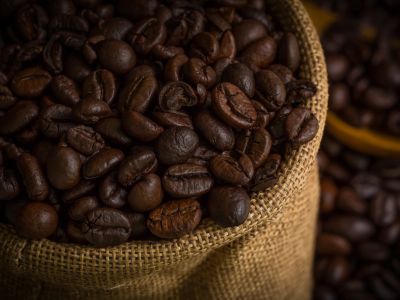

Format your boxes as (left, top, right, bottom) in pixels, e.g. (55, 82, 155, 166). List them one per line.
(0, 0, 328, 298)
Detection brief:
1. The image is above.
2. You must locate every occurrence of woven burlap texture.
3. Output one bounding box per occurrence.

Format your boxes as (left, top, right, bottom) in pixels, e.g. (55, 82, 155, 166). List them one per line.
(0, 0, 328, 298)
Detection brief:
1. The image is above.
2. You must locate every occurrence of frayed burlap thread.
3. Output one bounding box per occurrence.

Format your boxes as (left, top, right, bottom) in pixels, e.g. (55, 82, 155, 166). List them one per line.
(0, 0, 328, 298)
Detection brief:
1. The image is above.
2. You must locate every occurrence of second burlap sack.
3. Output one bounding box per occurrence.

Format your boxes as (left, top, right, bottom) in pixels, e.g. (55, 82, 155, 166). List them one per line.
(0, 0, 328, 298)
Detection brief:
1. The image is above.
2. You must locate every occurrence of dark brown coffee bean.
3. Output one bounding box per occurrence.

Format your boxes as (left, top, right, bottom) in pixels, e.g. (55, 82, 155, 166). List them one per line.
(16, 202, 58, 240)
(336, 187, 367, 215)
(188, 145, 219, 166)
(152, 110, 194, 129)
(194, 110, 235, 151)
(66, 125, 105, 156)
(117, 0, 158, 21)
(286, 80, 317, 105)
(121, 111, 163, 142)
(125, 212, 149, 238)
(46, 146, 81, 190)
(266, 64, 294, 84)
(364, 87, 397, 110)
(221, 63, 255, 98)
(155, 126, 199, 165)
(250, 153, 281, 192)
(48, 0, 76, 15)
(128, 18, 167, 55)
(73, 96, 112, 125)
(94, 17, 133, 40)
(82, 69, 116, 105)
(62, 179, 96, 204)
(320, 178, 337, 215)
(39, 104, 74, 138)
(351, 173, 381, 199)
(118, 148, 157, 187)
(212, 82, 256, 129)
(210, 152, 254, 186)
(320, 257, 351, 286)
(66, 221, 86, 243)
(235, 128, 272, 168)
(239, 36, 277, 71)
(285, 107, 319, 145)
(278, 32, 301, 72)
(183, 58, 216, 88)
(97, 39, 136, 75)
(208, 186, 250, 227)
(95, 117, 132, 146)
(326, 53, 350, 82)
(43, 34, 63, 74)
(255, 70, 286, 111)
(49, 14, 88, 32)
(189, 32, 219, 64)
(51, 75, 80, 106)
(0, 168, 20, 201)
(370, 193, 397, 227)
(82, 207, 131, 246)
(17, 153, 49, 201)
(162, 163, 213, 198)
(158, 81, 198, 111)
(232, 19, 267, 52)
(15, 4, 48, 42)
(11, 67, 51, 98)
(152, 44, 185, 60)
(217, 30, 236, 60)
(118, 65, 158, 113)
(324, 215, 375, 242)
(147, 198, 202, 239)
(317, 233, 352, 256)
(164, 53, 188, 82)
(99, 172, 127, 208)
(68, 196, 99, 222)
(357, 242, 390, 262)
(128, 173, 163, 212)
(0, 100, 39, 135)
(252, 101, 270, 129)
(83, 148, 124, 179)
(0, 85, 16, 110)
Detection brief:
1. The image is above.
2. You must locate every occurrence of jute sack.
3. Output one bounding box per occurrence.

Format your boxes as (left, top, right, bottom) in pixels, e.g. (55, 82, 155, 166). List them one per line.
(0, 0, 328, 298)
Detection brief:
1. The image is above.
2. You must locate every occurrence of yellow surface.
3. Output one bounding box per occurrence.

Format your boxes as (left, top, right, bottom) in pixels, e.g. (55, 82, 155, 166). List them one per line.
(304, 1, 400, 158)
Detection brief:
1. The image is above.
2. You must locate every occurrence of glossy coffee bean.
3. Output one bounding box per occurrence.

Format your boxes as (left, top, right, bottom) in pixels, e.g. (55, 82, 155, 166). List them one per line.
(95, 117, 132, 146)
(99, 172, 127, 208)
(162, 164, 213, 198)
(97, 39, 136, 75)
(66, 125, 105, 156)
(152, 110, 193, 129)
(51, 75, 80, 106)
(317, 233, 352, 256)
(11, 67, 51, 98)
(324, 215, 375, 242)
(255, 70, 286, 112)
(39, 104, 74, 138)
(155, 126, 199, 165)
(208, 186, 250, 227)
(0, 168, 20, 201)
(68, 196, 99, 222)
(128, 173, 163, 212)
(239, 36, 277, 71)
(125, 212, 149, 238)
(158, 81, 197, 111)
(286, 107, 319, 145)
(250, 153, 281, 192)
(82, 148, 124, 179)
(232, 19, 268, 52)
(128, 18, 167, 55)
(82, 69, 116, 105)
(82, 207, 132, 247)
(278, 32, 300, 72)
(0, 100, 39, 135)
(122, 111, 163, 142)
(266, 64, 294, 84)
(221, 63, 255, 98)
(147, 198, 202, 239)
(183, 58, 216, 88)
(62, 179, 96, 204)
(73, 96, 112, 125)
(16, 202, 58, 240)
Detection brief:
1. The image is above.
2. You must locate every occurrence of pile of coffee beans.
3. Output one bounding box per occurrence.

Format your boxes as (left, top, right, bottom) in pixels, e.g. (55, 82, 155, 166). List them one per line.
(314, 134, 400, 300)
(322, 20, 400, 136)
(0, 0, 318, 247)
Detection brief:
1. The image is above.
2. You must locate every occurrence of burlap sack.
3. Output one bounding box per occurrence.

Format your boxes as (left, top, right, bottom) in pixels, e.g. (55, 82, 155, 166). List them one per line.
(0, 0, 328, 299)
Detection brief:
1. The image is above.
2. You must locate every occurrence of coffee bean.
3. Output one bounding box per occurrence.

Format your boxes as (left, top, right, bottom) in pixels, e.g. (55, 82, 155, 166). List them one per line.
(0, 100, 39, 135)
(121, 111, 163, 142)
(286, 80, 317, 105)
(65, 125, 104, 156)
(125, 212, 149, 238)
(95, 17, 133, 40)
(208, 186, 250, 227)
(162, 163, 213, 198)
(212, 82, 257, 129)
(118, 65, 158, 113)
(11, 67, 51, 98)
(48, 0, 76, 16)
(117, 0, 158, 21)
(0, 85, 16, 110)
(183, 58, 216, 88)
(357, 242, 389, 262)
(16, 202, 58, 240)
(66, 221, 87, 243)
(39, 104, 74, 138)
(95, 117, 133, 146)
(324, 215, 375, 242)
(152, 110, 194, 129)
(364, 87, 397, 110)
(0, 168, 20, 201)
(73, 96, 112, 124)
(326, 53, 350, 82)
(194, 110, 235, 151)
(319, 257, 351, 286)
(82, 69, 116, 105)
(164, 53, 188, 82)
(82, 148, 124, 179)
(99, 172, 127, 208)
(128, 173, 163, 212)
(278, 32, 301, 72)
(46, 146, 81, 190)
(370, 193, 397, 227)
(217, 30, 236, 60)
(82, 207, 131, 246)
(250, 153, 281, 192)
(255, 70, 286, 112)
(285, 107, 319, 145)
(51, 75, 80, 106)
(239, 36, 277, 71)
(266, 64, 294, 84)
(189, 32, 219, 64)
(155, 126, 199, 165)
(62, 179, 96, 204)
(232, 19, 268, 52)
(336, 187, 367, 215)
(118, 148, 157, 186)
(49, 14, 89, 32)
(221, 63, 255, 98)
(158, 81, 198, 111)
(320, 178, 337, 214)
(17, 153, 49, 201)
(147, 198, 202, 239)
(351, 173, 381, 199)
(129, 18, 167, 55)
(68, 196, 99, 222)
(97, 39, 136, 75)
(317, 233, 352, 256)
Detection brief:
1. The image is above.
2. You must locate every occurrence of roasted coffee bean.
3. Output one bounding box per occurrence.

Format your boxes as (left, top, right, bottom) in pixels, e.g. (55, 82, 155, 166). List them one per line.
(0, 100, 39, 135)
(128, 173, 163, 212)
(95, 118, 132, 146)
(11, 67, 51, 98)
(99, 172, 127, 208)
(194, 110, 235, 151)
(351, 173, 381, 199)
(164, 53, 188, 82)
(0, 85, 16, 110)
(118, 65, 158, 113)
(43, 34, 63, 74)
(323, 215, 375, 242)
(319, 257, 351, 286)
(285, 107, 319, 145)
(221, 63, 255, 98)
(162, 163, 213, 198)
(15, 4, 48, 42)
(336, 187, 367, 215)
(189, 32, 219, 64)
(51, 75, 80, 106)
(82, 69, 116, 105)
(235, 128, 272, 168)
(147, 198, 202, 239)
(82, 207, 131, 246)
(94, 17, 133, 40)
(118, 148, 158, 186)
(156, 126, 199, 165)
(152, 44, 185, 60)
(125, 212, 149, 238)
(183, 58, 216, 88)
(326, 53, 350, 82)
(46, 146, 81, 190)
(232, 19, 268, 52)
(17, 153, 49, 201)
(0, 168, 20, 201)
(128, 18, 167, 55)
(188, 145, 219, 166)
(122, 111, 163, 142)
(317, 233, 352, 256)
(66, 221, 86, 243)
(208, 186, 250, 227)
(49, 14, 88, 32)
(73, 96, 112, 125)
(97, 39, 136, 75)
(252, 101, 270, 129)
(48, 0, 77, 16)
(370, 193, 397, 227)
(117, 0, 158, 21)
(239, 36, 277, 71)
(66, 125, 105, 156)
(251, 153, 281, 192)
(217, 30, 236, 60)
(16, 202, 58, 240)
(68, 196, 99, 222)
(286, 80, 317, 105)
(255, 70, 286, 112)
(278, 32, 301, 72)
(152, 110, 193, 129)
(39, 104, 74, 138)
(158, 81, 198, 111)
(82, 148, 124, 179)
(357, 242, 390, 262)
(62, 179, 96, 204)
(266, 64, 294, 85)
(212, 82, 257, 129)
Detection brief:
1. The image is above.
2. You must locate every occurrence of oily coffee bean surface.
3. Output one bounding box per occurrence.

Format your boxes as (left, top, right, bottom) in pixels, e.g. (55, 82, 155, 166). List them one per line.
(0, 0, 318, 245)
